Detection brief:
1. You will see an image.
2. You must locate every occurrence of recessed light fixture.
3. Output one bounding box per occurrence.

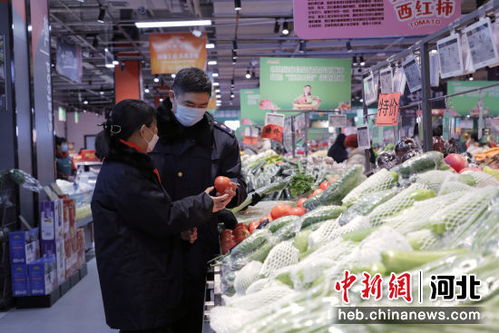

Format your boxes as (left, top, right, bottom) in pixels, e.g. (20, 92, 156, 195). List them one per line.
(208, 60, 217, 65)
(144, 87, 150, 94)
(245, 69, 251, 79)
(171, 74, 176, 78)
(159, 98, 164, 102)
(135, 20, 212, 29)
(112, 60, 119, 66)
(212, 73, 219, 78)
(206, 43, 215, 49)
(192, 29, 202, 37)
(153, 75, 160, 83)
(213, 82, 220, 87)
(83, 100, 89, 105)
(234, 0, 242, 11)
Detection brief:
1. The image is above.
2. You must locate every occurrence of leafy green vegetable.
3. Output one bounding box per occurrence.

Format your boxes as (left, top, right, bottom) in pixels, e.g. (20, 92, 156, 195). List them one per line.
(289, 172, 315, 198)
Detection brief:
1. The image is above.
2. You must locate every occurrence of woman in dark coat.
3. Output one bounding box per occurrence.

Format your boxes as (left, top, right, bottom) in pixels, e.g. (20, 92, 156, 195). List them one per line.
(327, 133, 348, 163)
(91, 99, 231, 333)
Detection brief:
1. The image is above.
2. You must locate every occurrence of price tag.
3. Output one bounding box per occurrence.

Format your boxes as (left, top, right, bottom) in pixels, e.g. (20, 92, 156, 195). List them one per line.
(357, 125, 371, 149)
(363, 74, 378, 106)
(402, 56, 422, 93)
(328, 114, 347, 128)
(376, 93, 401, 126)
(464, 17, 499, 70)
(437, 33, 465, 79)
(379, 67, 393, 94)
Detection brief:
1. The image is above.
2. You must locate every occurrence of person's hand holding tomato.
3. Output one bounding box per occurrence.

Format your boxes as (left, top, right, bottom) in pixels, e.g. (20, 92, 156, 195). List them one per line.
(214, 176, 238, 203)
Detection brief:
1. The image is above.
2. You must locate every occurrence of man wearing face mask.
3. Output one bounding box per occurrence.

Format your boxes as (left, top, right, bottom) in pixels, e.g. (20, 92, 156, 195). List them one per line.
(55, 136, 75, 180)
(150, 67, 247, 333)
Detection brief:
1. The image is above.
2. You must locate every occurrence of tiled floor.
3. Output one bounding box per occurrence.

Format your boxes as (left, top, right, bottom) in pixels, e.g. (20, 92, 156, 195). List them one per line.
(0, 259, 116, 333)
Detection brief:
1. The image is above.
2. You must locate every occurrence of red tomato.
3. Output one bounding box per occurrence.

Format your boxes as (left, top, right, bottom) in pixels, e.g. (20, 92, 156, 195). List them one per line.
(308, 188, 324, 198)
(214, 176, 232, 194)
(296, 198, 307, 208)
(221, 239, 236, 254)
(235, 223, 248, 230)
(271, 204, 293, 220)
(220, 230, 233, 240)
(259, 214, 273, 223)
(289, 207, 307, 216)
(319, 181, 330, 191)
(444, 154, 469, 173)
(233, 227, 250, 239)
(248, 221, 261, 234)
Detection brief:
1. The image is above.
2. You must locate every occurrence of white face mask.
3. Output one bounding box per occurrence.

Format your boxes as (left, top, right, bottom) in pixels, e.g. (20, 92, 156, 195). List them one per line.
(174, 104, 207, 127)
(142, 126, 159, 153)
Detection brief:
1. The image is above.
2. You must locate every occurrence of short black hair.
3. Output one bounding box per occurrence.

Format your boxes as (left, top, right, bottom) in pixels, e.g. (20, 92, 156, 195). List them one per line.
(172, 67, 212, 96)
(470, 132, 479, 142)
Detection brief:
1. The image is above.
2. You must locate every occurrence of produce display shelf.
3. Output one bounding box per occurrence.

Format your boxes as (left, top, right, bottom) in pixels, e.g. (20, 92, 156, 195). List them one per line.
(15, 263, 87, 309)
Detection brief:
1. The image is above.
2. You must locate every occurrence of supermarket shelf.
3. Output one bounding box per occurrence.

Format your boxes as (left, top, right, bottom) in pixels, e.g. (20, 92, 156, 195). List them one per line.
(76, 215, 93, 229)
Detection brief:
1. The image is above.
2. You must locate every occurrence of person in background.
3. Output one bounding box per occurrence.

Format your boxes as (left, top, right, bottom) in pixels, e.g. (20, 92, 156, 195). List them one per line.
(151, 68, 247, 333)
(91, 99, 231, 333)
(327, 133, 348, 163)
(345, 134, 367, 167)
(55, 136, 74, 180)
(467, 132, 489, 155)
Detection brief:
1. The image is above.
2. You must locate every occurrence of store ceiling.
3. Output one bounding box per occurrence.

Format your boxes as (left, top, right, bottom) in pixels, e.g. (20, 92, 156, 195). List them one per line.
(49, 0, 479, 114)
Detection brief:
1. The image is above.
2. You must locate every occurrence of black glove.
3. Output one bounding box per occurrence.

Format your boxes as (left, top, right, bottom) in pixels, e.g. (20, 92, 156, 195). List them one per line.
(216, 209, 238, 230)
(249, 191, 263, 206)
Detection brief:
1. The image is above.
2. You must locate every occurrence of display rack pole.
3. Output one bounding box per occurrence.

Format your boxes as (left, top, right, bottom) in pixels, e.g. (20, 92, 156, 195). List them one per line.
(304, 112, 310, 157)
(420, 42, 433, 152)
(290, 115, 296, 158)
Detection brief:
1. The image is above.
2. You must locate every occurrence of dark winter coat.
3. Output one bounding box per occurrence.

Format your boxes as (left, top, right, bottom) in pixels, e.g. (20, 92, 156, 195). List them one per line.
(91, 141, 214, 330)
(327, 133, 348, 163)
(150, 105, 247, 281)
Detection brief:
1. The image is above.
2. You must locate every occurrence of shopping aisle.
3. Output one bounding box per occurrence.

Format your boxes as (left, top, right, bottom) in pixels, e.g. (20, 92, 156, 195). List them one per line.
(0, 259, 116, 333)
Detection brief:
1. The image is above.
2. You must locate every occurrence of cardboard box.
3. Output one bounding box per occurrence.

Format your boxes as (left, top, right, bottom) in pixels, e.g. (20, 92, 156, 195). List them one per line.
(9, 228, 40, 265)
(28, 256, 57, 296)
(40, 200, 64, 255)
(11, 264, 31, 297)
(55, 239, 66, 285)
(63, 199, 76, 239)
(64, 237, 78, 279)
(76, 228, 86, 269)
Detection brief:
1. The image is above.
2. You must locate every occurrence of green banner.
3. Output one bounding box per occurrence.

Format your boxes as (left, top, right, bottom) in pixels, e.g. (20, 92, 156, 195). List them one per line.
(447, 81, 499, 116)
(239, 89, 262, 139)
(259, 57, 352, 111)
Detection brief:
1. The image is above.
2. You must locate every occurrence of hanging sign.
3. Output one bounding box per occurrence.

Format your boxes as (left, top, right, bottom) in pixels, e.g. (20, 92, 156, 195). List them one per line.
(58, 106, 66, 122)
(56, 39, 83, 83)
(149, 32, 207, 74)
(393, 66, 407, 94)
(262, 113, 285, 142)
(376, 93, 401, 126)
(363, 74, 378, 106)
(328, 114, 347, 128)
(429, 50, 440, 87)
(402, 56, 422, 93)
(379, 67, 394, 94)
(437, 33, 465, 79)
(463, 17, 499, 71)
(294, 0, 461, 40)
(357, 125, 371, 149)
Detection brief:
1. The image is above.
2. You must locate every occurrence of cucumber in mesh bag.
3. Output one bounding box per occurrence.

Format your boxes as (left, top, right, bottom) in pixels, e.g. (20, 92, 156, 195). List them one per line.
(303, 165, 365, 210)
(342, 169, 399, 207)
(338, 188, 399, 226)
(294, 205, 346, 231)
(267, 215, 299, 233)
(229, 229, 272, 259)
(394, 151, 444, 179)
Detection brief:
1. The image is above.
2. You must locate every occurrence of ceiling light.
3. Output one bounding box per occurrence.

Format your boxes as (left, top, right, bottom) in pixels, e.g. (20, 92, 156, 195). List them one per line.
(360, 56, 366, 66)
(99, 87, 104, 95)
(430, 49, 438, 55)
(215, 89, 220, 93)
(97, 6, 105, 23)
(234, 0, 242, 11)
(206, 43, 215, 49)
(144, 87, 150, 94)
(171, 73, 176, 78)
(282, 21, 289, 35)
(359, 98, 364, 103)
(230, 94, 235, 99)
(208, 60, 217, 65)
(105, 64, 114, 69)
(353, 56, 358, 66)
(112, 60, 119, 66)
(135, 20, 212, 29)
(213, 82, 220, 87)
(274, 18, 280, 34)
(83, 100, 88, 105)
(159, 98, 164, 102)
(216, 95, 221, 99)
(469, 76, 474, 81)
(346, 41, 352, 52)
(153, 75, 160, 83)
(192, 29, 202, 37)
(245, 68, 251, 79)
(212, 72, 219, 78)
(232, 58, 237, 65)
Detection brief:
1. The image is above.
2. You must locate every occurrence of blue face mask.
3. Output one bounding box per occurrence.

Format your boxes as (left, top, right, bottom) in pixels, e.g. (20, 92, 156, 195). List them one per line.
(174, 104, 207, 127)
(61, 144, 69, 153)
(346, 148, 353, 154)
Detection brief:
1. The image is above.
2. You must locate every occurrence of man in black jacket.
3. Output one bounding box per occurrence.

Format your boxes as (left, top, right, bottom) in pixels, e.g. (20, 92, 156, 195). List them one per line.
(150, 68, 247, 332)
